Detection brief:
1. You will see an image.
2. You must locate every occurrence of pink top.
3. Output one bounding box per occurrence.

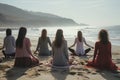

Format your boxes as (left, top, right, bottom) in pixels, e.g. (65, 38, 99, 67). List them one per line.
(15, 37, 32, 58)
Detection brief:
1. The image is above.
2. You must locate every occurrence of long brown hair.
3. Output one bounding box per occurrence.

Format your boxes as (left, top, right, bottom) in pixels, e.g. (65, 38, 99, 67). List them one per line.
(98, 29, 109, 44)
(54, 29, 63, 48)
(41, 29, 47, 40)
(16, 27, 27, 48)
(77, 31, 82, 42)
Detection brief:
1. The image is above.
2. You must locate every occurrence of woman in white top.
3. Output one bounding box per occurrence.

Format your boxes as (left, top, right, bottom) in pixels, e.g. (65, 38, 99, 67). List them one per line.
(69, 31, 94, 56)
(0, 29, 15, 58)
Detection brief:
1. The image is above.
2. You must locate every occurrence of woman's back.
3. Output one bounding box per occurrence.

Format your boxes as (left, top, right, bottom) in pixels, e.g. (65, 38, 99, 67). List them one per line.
(87, 29, 118, 70)
(95, 42, 112, 65)
(39, 37, 50, 50)
(76, 37, 84, 54)
(4, 35, 15, 54)
(37, 37, 51, 56)
(15, 37, 32, 58)
(97, 42, 111, 56)
(52, 40, 69, 66)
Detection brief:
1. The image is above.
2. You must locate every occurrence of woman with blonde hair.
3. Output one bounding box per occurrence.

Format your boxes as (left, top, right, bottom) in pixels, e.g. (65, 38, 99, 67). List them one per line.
(69, 31, 93, 56)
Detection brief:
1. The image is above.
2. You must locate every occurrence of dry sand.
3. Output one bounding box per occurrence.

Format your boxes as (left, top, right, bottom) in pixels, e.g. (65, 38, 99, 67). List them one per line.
(0, 35, 120, 80)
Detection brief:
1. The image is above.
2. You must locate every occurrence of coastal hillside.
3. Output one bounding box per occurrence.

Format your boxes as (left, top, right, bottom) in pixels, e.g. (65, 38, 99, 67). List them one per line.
(0, 3, 79, 27)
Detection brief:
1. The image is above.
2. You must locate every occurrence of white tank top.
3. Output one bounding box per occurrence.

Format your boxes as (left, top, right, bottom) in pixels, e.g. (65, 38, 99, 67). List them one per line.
(75, 37, 85, 55)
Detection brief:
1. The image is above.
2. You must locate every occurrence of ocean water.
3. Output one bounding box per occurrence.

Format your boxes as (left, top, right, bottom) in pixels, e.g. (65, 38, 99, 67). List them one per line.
(0, 26, 120, 46)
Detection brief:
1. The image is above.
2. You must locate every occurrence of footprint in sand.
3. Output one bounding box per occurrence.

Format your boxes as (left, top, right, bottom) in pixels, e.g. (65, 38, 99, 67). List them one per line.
(37, 69, 46, 72)
(27, 72, 40, 78)
(80, 62, 85, 65)
(77, 72, 83, 76)
(69, 71, 76, 75)
(91, 72, 97, 75)
(26, 69, 41, 78)
(0, 64, 11, 71)
(87, 71, 91, 74)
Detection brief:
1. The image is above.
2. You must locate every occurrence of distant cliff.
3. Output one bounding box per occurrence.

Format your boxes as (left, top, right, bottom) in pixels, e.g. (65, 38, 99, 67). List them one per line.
(0, 3, 79, 27)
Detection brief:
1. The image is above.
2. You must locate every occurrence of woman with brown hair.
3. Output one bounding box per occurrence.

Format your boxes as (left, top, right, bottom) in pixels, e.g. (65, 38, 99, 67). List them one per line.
(87, 29, 118, 71)
(52, 29, 69, 67)
(34, 29, 52, 56)
(69, 31, 93, 56)
(14, 27, 39, 67)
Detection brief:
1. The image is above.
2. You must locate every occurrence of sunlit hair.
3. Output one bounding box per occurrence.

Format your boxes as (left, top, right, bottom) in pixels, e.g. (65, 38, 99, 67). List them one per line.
(16, 27, 27, 48)
(41, 29, 47, 40)
(98, 29, 109, 44)
(77, 31, 82, 42)
(6, 28, 11, 36)
(54, 29, 63, 47)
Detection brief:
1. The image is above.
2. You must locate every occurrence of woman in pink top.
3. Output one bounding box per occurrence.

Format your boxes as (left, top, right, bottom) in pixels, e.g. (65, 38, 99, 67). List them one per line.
(14, 27, 39, 67)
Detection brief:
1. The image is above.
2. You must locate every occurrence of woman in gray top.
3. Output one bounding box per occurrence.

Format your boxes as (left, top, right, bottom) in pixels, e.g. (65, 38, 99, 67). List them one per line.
(35, 29, 52, 56)
(52, 29, 69, 67)
(0, 29, 15, 58)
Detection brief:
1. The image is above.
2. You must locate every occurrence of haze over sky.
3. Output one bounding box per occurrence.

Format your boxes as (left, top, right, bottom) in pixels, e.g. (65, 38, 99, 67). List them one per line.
(0, 0, 120, 26)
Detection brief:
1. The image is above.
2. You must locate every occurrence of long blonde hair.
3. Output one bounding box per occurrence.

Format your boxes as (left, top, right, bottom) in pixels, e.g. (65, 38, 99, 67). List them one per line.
(77, 31, 82, 42)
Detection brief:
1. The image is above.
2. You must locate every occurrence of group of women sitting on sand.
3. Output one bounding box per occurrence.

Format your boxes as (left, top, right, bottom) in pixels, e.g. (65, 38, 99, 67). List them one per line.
(0, 27, 119, 72)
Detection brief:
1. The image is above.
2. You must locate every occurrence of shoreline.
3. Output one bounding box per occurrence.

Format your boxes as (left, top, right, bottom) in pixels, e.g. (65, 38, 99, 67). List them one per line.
(1, 27, 120, 47)
(0, 27, 19, 31)
(0, 35, 120, 54)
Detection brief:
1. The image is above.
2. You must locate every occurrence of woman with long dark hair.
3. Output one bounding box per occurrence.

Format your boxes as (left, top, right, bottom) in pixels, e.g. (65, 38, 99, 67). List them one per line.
(34, 29, 52, 56)
(14, 27, 39, 67)
(69, 31, 93, 56)
(52, 29, 69, 67)
(87, 29, 118, 71)
(0, 28, 15, 58)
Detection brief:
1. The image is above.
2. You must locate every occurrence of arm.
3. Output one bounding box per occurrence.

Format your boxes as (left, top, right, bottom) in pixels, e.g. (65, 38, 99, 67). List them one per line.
(26, 38, 36, 58)
(51, 42, 54, 57)
(109, 42, 112, 58)
(70, 38, 77, 48)
(48, 37, 52, 47)
(64, 41, 69, 60)
(0, 38, 5, 50)
(12, 37, 16, 48)
(83, 37, 94, 48)
(93, 42, 98, 62)
(35, 38, 40, 52)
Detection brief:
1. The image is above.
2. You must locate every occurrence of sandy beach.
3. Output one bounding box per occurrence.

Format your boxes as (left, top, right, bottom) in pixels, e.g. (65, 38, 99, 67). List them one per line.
(0, 35, 120, 80)
(0, 27, 120, 80)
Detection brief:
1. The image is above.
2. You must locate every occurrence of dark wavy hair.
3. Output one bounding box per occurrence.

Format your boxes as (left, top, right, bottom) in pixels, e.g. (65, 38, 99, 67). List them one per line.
(77, 31, 82, 42)
(16, 27, 27, 48)
(41, 29, 47, 40)
(99, 29, 109, 44)
(54, 29, 63, 48)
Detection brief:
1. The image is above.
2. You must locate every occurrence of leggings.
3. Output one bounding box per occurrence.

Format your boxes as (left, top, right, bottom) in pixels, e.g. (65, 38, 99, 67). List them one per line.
(68, 48, 91, 56)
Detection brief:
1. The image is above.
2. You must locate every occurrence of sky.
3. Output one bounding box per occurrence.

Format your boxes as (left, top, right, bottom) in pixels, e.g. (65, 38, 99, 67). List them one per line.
(0, 0, 120, 26)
